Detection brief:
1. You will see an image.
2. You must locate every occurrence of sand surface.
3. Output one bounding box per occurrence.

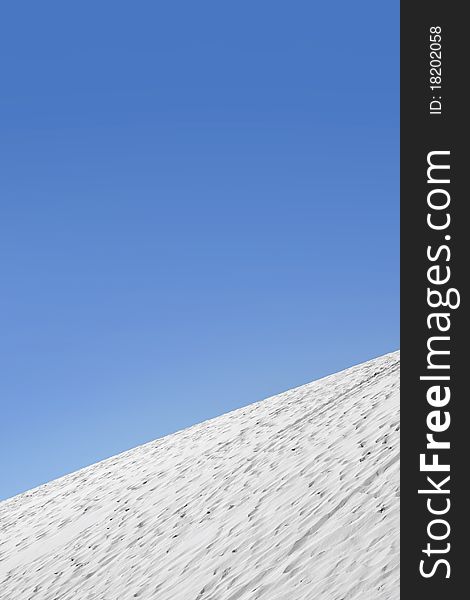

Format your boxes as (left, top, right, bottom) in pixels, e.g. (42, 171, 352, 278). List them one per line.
(0, 351, 399, 599)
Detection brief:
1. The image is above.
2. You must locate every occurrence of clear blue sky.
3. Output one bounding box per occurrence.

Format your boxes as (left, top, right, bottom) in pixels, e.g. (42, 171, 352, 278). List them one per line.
(0, 1, 398, 500)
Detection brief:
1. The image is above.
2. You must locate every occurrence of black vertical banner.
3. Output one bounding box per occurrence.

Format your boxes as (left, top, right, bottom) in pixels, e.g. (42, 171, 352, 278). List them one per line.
(401, 2, 468, 598)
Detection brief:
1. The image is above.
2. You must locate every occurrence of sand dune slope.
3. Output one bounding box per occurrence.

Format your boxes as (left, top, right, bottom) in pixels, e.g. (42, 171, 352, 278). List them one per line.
(0, 352, 399, 600)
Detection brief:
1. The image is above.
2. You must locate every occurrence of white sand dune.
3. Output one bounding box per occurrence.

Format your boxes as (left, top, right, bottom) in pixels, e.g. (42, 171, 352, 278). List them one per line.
(0, 351, 399, 600)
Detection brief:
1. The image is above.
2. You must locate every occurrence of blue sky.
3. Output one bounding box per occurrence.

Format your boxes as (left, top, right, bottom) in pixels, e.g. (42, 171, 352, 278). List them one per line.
(0, 1, 398, 500)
